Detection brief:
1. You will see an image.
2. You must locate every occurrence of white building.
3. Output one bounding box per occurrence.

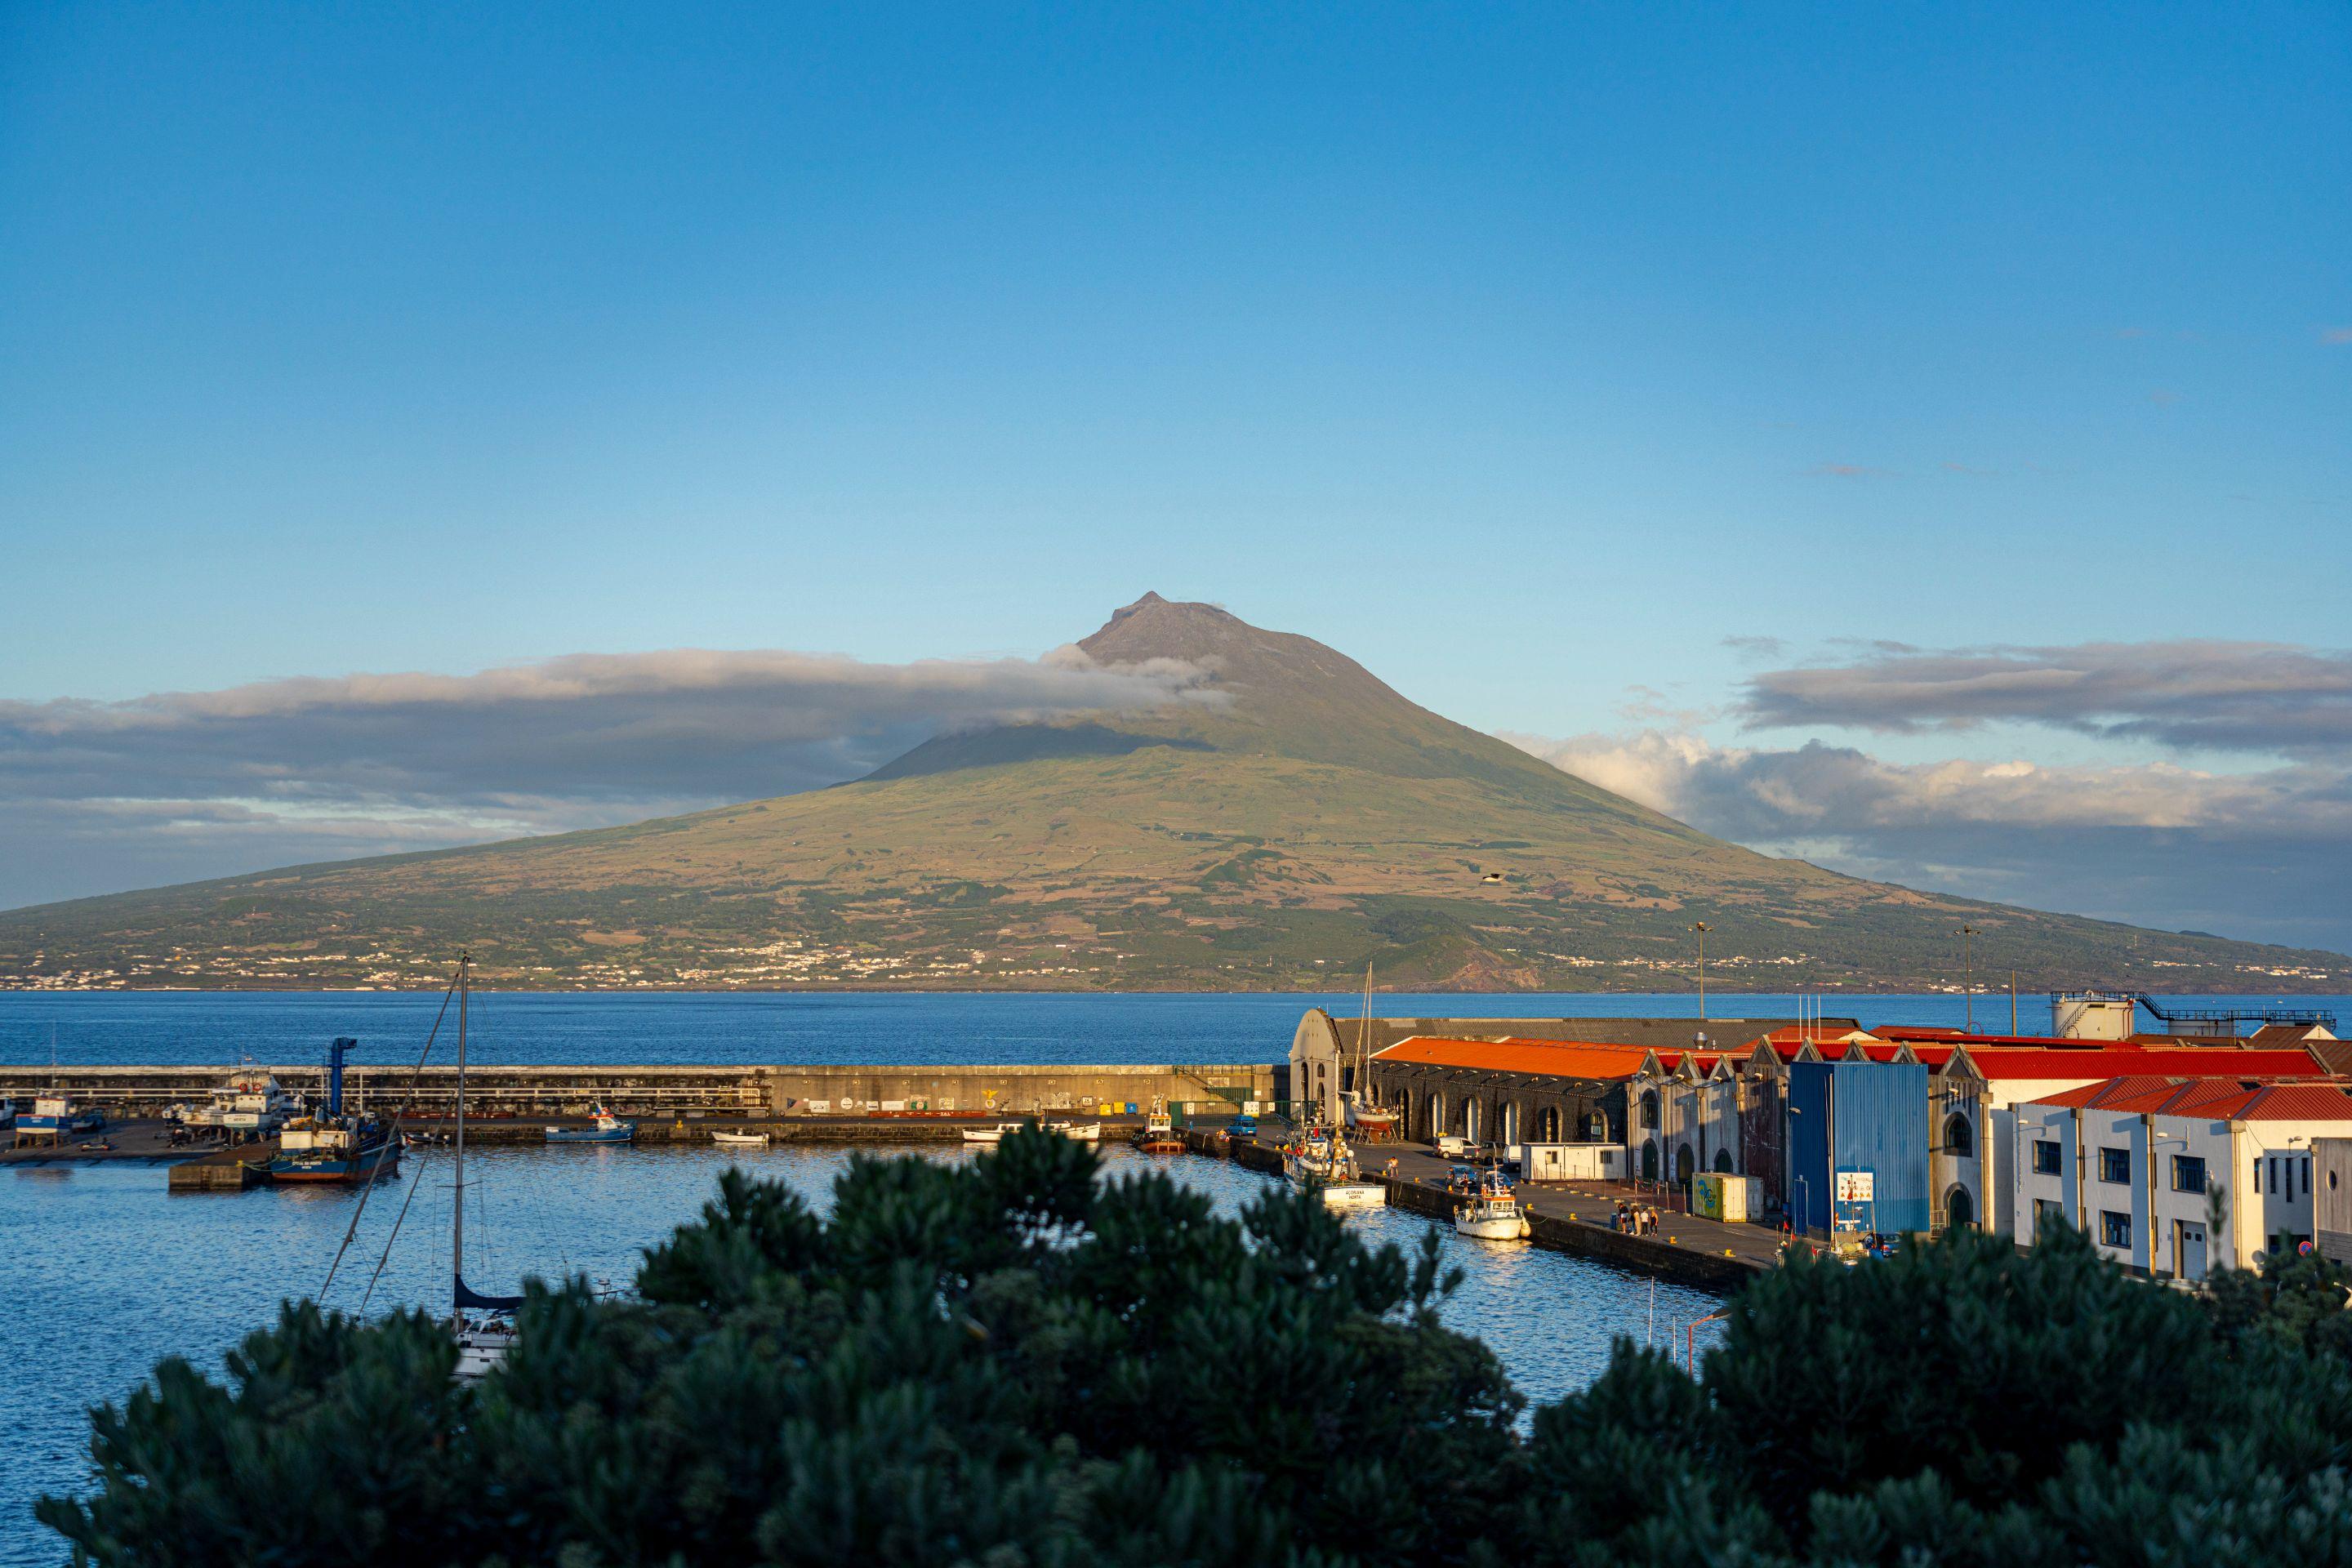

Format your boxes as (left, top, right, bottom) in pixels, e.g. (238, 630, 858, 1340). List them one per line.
(2014, 1076, 2352, 1279)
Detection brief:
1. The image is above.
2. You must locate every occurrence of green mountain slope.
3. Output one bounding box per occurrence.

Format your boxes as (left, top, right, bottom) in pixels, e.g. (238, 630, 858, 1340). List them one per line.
(2, 594, 2344, 991)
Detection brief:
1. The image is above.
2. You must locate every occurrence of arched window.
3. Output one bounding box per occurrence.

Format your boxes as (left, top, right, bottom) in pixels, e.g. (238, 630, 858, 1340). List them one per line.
(1642, 1138, 1659, 1181)
(1428, 1092, 1443, 1139)
(1675, 1143, 1695, 1185)
(1944, 1113, 1975, 1156)
(1713, 1147, 1734, 1173)
(1500, 1101, 1520, 1146)
(1463, 1098, 1480, 1144)
(1534, 1105, 1561, 1143)
(1640, 1089, 1659, 1129)
(1945, 1185, 1976, 1230)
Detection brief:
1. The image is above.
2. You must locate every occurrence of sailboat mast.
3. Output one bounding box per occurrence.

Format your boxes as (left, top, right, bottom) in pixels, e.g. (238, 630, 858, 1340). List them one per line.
(452, 951, 468, 1304)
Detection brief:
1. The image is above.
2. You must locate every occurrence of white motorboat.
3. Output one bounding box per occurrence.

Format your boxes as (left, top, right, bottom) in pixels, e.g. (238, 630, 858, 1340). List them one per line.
(710, 1130, 769, 1148)
(1046, 1120, 1101, 1144)
(1320, 1179, 1388, 1211)
(1453, 1174, 1531, 1241)
(961, 1121, 1022, 1145)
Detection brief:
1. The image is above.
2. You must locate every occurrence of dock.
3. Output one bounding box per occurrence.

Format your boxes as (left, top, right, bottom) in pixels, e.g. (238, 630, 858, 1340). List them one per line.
(1205, 1127, 1780, 1290)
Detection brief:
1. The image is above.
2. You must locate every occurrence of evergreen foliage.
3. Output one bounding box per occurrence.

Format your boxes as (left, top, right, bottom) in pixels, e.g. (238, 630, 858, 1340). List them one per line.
(39, 1134, 2352, 1566)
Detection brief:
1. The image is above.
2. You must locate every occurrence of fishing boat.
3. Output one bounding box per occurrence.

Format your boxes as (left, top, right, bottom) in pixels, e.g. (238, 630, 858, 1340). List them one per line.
(185, 1065, 299, 1134)
(1282, 1128, 1336, 1184)
(1046, 1120, 1101, 1144)
(960, 1121, 1022, 1145)
(1134, 1107, 1184, 1154)
(12, 1094, 70, 1145)
(265, 1038, 399, 1183)
(1453, 1172, 1531, 1241)
(710, 1129, 769, 1148)
(545, 1103, 636, 1144)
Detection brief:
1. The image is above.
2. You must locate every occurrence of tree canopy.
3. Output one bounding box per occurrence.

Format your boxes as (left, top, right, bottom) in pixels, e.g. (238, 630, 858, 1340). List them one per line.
(40, 1134, 2352, 1566)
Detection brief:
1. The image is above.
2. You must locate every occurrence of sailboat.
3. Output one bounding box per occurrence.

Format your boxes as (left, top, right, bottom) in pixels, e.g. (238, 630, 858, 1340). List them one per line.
(446, 953, 521, 1379)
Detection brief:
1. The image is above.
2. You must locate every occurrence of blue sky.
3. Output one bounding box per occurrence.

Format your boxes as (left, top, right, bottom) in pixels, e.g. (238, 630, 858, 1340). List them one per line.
(3, 5, 2350, 944)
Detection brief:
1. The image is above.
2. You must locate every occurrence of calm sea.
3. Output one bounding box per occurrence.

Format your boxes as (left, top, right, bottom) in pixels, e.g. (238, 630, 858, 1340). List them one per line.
(3, 989, 2343, 1566)
(7, 987, 2341, 1067)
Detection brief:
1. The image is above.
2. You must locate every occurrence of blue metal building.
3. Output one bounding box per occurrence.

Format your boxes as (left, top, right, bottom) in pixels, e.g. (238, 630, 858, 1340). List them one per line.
(1786, 1058, 1929, 1238)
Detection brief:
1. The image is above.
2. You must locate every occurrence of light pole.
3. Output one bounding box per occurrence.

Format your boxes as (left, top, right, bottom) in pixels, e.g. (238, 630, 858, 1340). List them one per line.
(1960, 925, 1979, 1033)
(1692, 922, 1711, 1022)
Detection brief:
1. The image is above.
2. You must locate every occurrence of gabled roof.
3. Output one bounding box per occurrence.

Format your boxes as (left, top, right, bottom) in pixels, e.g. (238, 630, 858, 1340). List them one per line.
(1372, 1036, 1653, 1081)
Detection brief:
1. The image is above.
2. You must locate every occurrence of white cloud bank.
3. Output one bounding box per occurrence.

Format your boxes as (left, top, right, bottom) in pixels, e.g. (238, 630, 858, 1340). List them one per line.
(0, 646, 1217, 908)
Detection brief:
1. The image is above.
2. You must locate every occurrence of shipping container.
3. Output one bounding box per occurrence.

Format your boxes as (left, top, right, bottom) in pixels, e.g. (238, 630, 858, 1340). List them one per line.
(1692, 1171, 1762, 1223)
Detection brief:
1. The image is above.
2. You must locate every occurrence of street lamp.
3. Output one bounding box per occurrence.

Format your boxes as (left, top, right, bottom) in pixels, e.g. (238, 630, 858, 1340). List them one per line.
(1959, 925, 1980, 1033)
(1691, 922, 1712, 1022)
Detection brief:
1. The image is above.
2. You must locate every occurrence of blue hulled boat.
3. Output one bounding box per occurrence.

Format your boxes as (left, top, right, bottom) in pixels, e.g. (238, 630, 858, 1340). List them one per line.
(264, 1037, 399, 1183)
(545, 1103, 635, 1144)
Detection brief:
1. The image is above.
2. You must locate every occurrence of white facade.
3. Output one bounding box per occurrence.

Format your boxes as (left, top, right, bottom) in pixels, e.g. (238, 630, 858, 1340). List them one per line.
(2012, 1101, 2349, 1277)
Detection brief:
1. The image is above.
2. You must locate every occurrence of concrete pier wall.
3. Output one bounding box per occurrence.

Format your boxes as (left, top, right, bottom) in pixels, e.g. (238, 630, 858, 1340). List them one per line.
(0, 1062, 1279, 1120)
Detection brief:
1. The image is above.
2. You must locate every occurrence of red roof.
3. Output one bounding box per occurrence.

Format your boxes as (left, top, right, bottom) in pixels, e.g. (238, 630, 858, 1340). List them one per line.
(2026, 1076, 2352, 1121)
(1951, 1046, 2323, 1081)
(1373, 1036, 1653, 1080)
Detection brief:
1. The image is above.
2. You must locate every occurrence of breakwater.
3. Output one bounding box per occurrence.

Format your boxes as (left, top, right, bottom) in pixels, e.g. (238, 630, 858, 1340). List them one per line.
(0, 1061, 1281, 1119)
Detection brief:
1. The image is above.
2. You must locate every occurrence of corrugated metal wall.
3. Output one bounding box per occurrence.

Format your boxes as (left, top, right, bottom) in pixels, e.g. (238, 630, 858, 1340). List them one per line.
(2319, 1138, 2352, 1266)
(1787, 1059, 1931, 1237)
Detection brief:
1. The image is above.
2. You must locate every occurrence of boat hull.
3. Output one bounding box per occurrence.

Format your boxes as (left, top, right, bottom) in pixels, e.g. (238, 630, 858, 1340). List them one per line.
(1453, 1213, 1530, 1240)
(265, 1143, 401, 1183)
(545, 1126, 635, 1144)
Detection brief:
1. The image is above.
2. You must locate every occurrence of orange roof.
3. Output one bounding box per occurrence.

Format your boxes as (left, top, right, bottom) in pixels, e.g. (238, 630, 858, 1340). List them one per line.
(1374, 1036, 1653, 1080)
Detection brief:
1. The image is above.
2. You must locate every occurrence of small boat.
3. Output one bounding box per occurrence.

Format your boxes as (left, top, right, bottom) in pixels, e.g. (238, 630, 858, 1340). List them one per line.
(710, 1129, 769, 1148)
(1134, 1106, 1184, 1154)
(1046, 1120, 1101, 1144)
(68, 1109, 106, 1134)
(961, 1121, 1023, 1146)
(1453, 1172, 1531, 1241)
(13, 1094, 71, 1143)
(545, 1103, 636, 1144)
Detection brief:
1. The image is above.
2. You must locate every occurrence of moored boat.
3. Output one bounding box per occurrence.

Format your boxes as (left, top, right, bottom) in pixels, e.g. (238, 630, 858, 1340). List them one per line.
(1046, 1120, 1101, 1144)
(960, 1121, 1023, 1145)
(546, 1103, 636, 1144)
(1134, 1107, 1184, 1154)
(1453, 1172, 1531, 1241)
(710, 1129, 769, 1147)
(264, 1037, 397, 1183)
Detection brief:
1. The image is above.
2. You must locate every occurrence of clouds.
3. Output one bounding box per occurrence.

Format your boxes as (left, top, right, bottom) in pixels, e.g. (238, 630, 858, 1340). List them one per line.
(1738, 639, 2352, 755)
(1508, 728, 2352, 948)
(0, 646, 1218, 907)
(1517, 634, 2352, 948)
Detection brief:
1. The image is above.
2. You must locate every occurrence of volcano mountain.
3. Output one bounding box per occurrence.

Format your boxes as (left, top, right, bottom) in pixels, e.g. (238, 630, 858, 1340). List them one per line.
(2, 594, 2341, 991)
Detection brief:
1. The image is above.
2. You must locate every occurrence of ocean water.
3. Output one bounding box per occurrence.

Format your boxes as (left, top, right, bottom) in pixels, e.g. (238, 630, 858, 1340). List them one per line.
(5, 987, 2340, 1067)
(4, 988, 2342, 1565)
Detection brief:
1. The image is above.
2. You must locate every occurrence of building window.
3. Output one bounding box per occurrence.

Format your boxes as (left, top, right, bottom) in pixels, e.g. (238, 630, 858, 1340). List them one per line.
(1943, 1113, 1973, 1156)
(2269, 1157, 2278, 1195)
(1640, 1090, 1659, 1129)
(2098, 1147, 2131, 1184)
(2100, 1210, 2132, 1249)
(2032, 1139, 2061, 1175)
(2033, 1198, 2066, 1234)
(2172, 1154, 2207, 1194)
